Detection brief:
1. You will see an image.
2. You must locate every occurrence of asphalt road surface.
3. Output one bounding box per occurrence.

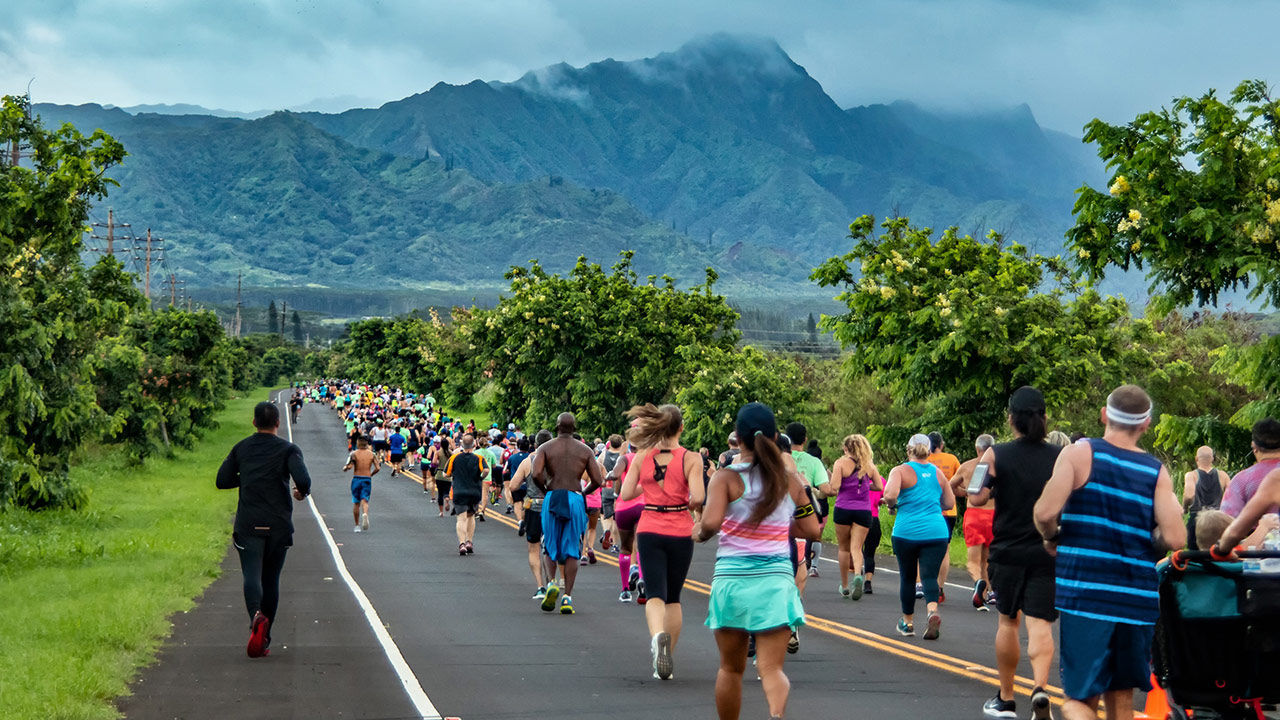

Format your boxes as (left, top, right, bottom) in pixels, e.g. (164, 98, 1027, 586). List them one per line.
(121, 391, 1071, 720)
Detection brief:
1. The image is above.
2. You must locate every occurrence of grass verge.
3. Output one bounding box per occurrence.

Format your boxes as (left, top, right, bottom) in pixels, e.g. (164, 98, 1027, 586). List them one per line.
(0, 388, 267, 720)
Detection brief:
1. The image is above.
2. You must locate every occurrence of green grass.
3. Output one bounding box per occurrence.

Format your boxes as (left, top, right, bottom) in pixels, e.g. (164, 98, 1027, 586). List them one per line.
(0, 389, 267, 719)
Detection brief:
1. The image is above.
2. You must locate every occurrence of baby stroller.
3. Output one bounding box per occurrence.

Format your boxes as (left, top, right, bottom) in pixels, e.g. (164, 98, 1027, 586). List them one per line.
(1153, 550, 1280, 719)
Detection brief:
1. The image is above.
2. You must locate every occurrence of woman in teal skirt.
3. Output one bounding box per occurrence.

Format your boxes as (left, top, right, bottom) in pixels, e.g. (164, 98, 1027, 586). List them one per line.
(695, 402, 821, 720)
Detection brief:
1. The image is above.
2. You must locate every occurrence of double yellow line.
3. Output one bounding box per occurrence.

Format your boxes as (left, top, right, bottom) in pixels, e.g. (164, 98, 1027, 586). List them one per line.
(399, 467, 1063, 705)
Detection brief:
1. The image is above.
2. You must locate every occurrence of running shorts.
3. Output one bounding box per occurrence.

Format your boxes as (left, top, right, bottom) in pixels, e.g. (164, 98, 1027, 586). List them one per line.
(372, 441, 389, 453)
(541, 490, 587, 564)
(832, 507, 873, 528)
(524, 506, 543, 544)
(1058, 611, 1153, 700)
(350, 476, 372, 504)
(435, 480, 452, 506)
(614, 503, 643, 533)
(963, 507, 995, 547)
(944, 514, 957, 538)
(390, 453, 405, 463)
(636, 532, 694, 604)
(452, 492, 482, 517)
(989, 561, 1057, 621)
(602, 497, 615, 519)
(512, 486, 528, 504)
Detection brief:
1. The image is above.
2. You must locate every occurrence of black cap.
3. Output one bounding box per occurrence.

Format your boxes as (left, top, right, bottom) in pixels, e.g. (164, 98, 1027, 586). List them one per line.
(736, 402, 777, 443)
(1009, 386, 1046, 414)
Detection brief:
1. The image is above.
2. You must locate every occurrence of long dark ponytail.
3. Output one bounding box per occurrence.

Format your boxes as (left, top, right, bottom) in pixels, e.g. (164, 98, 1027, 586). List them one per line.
(744, 431, 789, 526)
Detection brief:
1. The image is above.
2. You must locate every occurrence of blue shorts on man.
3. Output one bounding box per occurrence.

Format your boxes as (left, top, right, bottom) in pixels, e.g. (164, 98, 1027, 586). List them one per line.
(350, 476, 372, 504)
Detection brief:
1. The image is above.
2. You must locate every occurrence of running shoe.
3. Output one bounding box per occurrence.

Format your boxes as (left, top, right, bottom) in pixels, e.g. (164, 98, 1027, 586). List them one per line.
(923, 612, 942, 640)
(864, 580, 873, 595)
(458, 542, 467, 556)
(610, 544, 620, 553)
(477, 514, 486, 522)
(653, 632, 673, 680)
(505, 506, 514, 515)
(786, 630, 799, 654)
(354, 525, 362, 533)
(540, 584, 560, 612)
(360, 511, 370, 532)
(838, 584, 851, 599)
(808, 566, 820, 578)
(587, 549, 597, 565)
(517, 520, 526, 537)
(981, 694, 1017, 719)
(533, 586, 547, 600)
(636, 579, 647, 605)
(628, 568, 640, 591)
(465, 541, 474, 554)
(1030, 686, 1051, 720)
(972, 579, 988, 609)
(618, 590, 632, 603)
(915, 583, 924, 598)
(850, 574, 865, 601)
(560, 595, 575, 615)
(601, 530, 612, 548)
(939, 590, 946, 603)
(247, 611, 271, 658)
(896, 618, 914, 636)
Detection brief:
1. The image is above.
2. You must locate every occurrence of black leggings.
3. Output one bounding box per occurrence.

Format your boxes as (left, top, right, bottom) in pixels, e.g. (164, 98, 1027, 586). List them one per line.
(891, 536, 948, 616)
(636, 533, 694, 604)
(436, 480, 451, 508)
(862, 516, 882, 575)
(234, 531, 291, 628)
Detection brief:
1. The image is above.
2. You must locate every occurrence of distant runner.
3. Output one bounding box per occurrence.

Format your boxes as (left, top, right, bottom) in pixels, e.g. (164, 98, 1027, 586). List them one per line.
(342, 436, 379, 533)
(447, 434, 488, 556)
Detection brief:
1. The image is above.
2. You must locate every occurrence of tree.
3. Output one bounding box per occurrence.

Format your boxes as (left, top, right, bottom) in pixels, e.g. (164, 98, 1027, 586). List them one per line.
(259, 346, 305, 386)
(474, 252, 739, 434)
(812, 215, 1146, 444)
(674, 345, 809, 453)
(1068, 79, 1280, 311)
(267, 300, 279, 335)
(291, 310, 304, 345)
(1, 95, 129, 508)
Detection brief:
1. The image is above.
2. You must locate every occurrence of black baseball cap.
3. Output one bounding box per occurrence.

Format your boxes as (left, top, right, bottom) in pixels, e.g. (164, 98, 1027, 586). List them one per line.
(735, 402, 777, 442)
(1009, 386, 1046, 414)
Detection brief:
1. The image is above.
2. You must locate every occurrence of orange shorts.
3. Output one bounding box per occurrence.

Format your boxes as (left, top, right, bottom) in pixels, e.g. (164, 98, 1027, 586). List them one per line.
(963, 507, 995, 547)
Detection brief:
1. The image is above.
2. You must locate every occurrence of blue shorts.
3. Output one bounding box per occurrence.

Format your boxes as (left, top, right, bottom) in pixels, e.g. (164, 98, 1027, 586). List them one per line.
(541, 490, 587, 564)
(350, 476, 372, 504)
(1059, 611, 1153, 701)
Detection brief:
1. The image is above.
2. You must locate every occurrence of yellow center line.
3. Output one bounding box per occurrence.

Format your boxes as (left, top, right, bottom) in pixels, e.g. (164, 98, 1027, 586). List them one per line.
(400, 467, 1063, 705)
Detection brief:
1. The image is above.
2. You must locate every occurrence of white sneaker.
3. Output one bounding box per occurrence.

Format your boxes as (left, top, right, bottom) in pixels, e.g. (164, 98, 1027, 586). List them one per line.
(360, 511, 369, 531)
(353, 525, 362, 533)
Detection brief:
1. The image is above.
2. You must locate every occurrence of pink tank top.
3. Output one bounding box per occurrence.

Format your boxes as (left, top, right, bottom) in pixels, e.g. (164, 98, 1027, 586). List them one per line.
(614, 453, 644, 512)
(637, 447, 694, 537)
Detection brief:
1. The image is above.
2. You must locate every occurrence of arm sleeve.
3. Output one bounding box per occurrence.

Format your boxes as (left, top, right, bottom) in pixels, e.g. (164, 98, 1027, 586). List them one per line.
(215, 446, 240, 489)
(289, 445, 312, 497)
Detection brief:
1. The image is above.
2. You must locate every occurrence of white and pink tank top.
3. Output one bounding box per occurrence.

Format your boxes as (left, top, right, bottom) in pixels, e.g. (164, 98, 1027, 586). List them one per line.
(717, 462, 794, 558)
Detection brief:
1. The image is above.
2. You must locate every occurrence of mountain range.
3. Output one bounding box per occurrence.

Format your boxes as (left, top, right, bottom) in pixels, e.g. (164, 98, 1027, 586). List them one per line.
(36, 33, 1103, 297)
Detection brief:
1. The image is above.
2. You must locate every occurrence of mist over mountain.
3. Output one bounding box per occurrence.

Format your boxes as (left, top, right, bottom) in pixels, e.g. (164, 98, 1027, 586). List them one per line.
(38, 34, 1101, 297)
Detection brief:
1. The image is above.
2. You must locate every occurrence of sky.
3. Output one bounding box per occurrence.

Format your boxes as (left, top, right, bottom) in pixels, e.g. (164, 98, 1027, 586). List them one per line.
(2, 0, 1277, 133)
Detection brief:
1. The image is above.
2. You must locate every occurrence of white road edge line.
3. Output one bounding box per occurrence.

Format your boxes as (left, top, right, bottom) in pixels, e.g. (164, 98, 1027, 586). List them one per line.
(279, 391, 442, 720)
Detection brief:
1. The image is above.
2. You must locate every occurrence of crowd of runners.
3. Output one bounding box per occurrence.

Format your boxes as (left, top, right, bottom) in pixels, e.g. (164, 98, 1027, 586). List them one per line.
(219, 380, 1280, 720)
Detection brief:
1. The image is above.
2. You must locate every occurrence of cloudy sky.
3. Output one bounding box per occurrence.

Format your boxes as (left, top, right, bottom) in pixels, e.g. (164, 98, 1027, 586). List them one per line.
(2, 0, 1276, 132)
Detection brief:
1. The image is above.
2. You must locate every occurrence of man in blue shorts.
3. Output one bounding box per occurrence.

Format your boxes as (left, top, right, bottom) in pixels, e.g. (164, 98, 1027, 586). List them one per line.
(1034, 384, 1186, 720)
(342, 437, 379, 532)
(531, 413, 604, 615)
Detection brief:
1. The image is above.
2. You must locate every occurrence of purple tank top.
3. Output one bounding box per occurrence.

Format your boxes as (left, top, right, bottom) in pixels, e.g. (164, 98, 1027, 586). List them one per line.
(835, 470, 873, 511)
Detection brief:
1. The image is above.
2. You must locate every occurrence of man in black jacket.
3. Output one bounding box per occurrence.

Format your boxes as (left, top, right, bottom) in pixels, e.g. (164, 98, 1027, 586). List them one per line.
(216, 401, 313, 658)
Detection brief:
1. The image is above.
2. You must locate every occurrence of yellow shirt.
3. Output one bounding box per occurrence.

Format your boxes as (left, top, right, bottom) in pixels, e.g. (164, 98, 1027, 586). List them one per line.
(927, 452, 961, 517)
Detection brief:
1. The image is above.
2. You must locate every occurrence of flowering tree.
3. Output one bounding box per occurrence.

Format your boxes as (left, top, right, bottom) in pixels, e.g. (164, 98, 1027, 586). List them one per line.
(1068, 79, 1280, 310)
(812, 215, 1146, 443)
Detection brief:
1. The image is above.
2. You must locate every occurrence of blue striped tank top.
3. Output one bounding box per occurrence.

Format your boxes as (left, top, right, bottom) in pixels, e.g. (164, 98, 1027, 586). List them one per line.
(1055, 438, 1162, 625)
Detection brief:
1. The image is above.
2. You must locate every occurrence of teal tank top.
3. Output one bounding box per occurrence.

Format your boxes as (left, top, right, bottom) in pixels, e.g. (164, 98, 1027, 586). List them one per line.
(891, 461, 949, 541)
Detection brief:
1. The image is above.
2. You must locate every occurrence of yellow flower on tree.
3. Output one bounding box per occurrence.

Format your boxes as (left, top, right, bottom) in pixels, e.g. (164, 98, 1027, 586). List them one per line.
(1109, 175, 1131, 195)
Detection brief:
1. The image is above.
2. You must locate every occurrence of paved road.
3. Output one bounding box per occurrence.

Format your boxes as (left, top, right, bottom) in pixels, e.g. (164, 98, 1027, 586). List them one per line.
(122, 392, 1069, 719)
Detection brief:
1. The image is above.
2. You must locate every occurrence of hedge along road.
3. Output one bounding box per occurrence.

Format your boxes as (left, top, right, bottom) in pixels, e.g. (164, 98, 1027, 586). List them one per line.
(124, 391, 1062, 719)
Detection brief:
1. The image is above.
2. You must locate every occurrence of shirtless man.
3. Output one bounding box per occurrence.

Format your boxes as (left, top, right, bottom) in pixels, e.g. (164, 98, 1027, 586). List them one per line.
(531, 413, 604, 615)
(342, 437, 379, 533)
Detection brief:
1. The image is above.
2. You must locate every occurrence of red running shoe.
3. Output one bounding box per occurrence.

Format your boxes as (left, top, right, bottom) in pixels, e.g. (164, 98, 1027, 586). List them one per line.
(247, 611, 270, 658)
(601, 530, 612, 549)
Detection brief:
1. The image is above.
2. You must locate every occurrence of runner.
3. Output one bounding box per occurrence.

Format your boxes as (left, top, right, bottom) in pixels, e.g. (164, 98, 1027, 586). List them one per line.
(611, 433, 646, 603)
(926, 432, 961, 600)
(341, 436, 379, 532)
(1033, 384, 1185, 720)
(785, 422, 828, 580)
(598, 435, 625, 552)
(504, 436, 532, 534)
(822, 434, 883, 600)
(582, 439, 603, 564)
(696, 401, 820, 720)
(884, 433, 955, 640)
(446, 434, 488, 555)
(433, 435, 454, 516)
(1182, 445, 1230, 549)
(718, 431, 740, 468)
(618, 403, 704, 680)
(863, 457, 886, 596)
(215, 400, 312, 658)
(387, 423, 406, 477)
(531, 413, 604, 615)
(969, 388, 1058, 720)
(289, 391, 303, 425)
(369, 421, 390, 463)
(948, 434, 996, 611)
(507, 430, 553, 598)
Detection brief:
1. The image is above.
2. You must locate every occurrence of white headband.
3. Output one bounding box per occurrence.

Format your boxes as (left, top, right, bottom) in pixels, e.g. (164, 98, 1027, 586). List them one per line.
(1106, 403, 1151, 425)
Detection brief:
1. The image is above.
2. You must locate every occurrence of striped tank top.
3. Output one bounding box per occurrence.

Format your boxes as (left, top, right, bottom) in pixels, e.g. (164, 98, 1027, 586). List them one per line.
(1055, 438, 1162, 625)
(717, 463, 794, 559)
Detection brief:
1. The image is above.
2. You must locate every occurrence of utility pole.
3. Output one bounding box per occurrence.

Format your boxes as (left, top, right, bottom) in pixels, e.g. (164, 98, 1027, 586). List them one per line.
(90, 209, 131, 257)
(168, 273, 176, 306)
(233, 271, 243, 337)
(144, 229, 154, 303)
(280, 301, 287, 339)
